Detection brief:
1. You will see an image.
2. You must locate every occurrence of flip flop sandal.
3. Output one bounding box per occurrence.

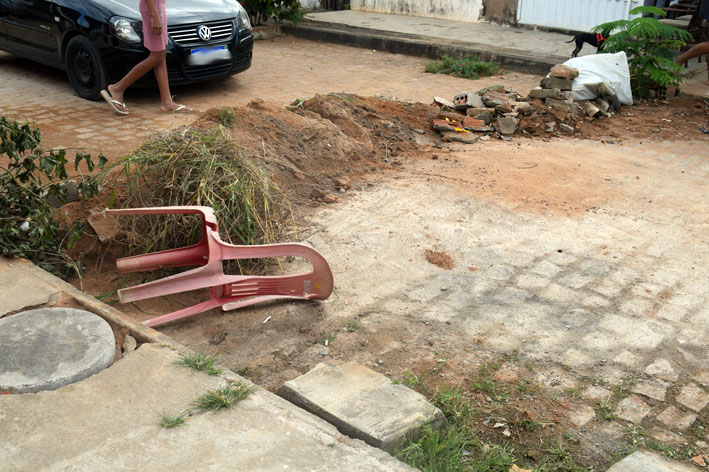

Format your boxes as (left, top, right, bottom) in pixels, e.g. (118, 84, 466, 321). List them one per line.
(701, 123, 709, 134)
(161, 104, 193, 114)
(100, 90, 128, 115)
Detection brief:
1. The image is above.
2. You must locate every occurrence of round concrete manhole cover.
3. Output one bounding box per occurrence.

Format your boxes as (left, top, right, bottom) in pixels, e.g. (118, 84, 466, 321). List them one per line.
(0, 307, 115, 393)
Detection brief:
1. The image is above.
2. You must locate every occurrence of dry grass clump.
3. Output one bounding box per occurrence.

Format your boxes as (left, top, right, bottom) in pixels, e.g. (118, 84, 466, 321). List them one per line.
(118, 126, 293, 271)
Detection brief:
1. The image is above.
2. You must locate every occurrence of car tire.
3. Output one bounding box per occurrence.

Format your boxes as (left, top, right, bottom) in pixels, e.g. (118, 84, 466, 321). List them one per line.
(65, 35, 107, 101)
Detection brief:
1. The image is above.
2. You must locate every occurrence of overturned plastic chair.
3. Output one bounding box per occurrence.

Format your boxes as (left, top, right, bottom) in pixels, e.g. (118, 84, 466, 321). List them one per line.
(106, 206, 333, 328)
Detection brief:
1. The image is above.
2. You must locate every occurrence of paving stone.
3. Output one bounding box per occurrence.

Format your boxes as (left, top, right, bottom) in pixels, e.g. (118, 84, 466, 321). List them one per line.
(532, 260, 562, 278)
(645, 359, 679, 382)
(592, 281, 623, 297)
(676, 383, 709, 412)
(582, 295, 610, 308)
(620, 298, 654, 316)
(0, 308, 115, 393)
(656, 406, 697, 430)
(516, 273, 550, 289)
(599, 315, 665, 349)
(607, 450, 696, 471)
(0, 260, 62, 317)
(541, 283, 578, 303)
(540, 76, 573, 91)
(277, 361, 446, 452)
(651, 428, 687, 446)
(694, 371, 709, 388)
(545, 251, 578, 265)
(566, 404, 595, 427)
(632, 378, 669, 401)
(616, 395, 651, 424)
(585, 385, 612, 401)
(561, 348, 593, 367)
(657, 303, 689, 323)
(613, 350, 642, 367)
(485, 264, 516, 281)
(582, 259, 614, 276)
(528, 87, 561, 100)
(557, 272, 594, 289)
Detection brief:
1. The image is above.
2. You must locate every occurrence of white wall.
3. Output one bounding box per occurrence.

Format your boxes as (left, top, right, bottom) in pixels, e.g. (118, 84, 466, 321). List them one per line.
(300, 0, 321, 8)
(350, 0, 484, 22)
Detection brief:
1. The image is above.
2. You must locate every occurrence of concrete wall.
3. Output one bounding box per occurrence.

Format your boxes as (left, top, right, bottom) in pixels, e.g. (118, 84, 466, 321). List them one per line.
(350, 0, 484, 22)
(483, 0, 518, 25)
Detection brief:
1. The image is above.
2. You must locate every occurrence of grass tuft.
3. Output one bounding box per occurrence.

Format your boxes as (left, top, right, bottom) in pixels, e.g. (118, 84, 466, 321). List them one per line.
(116, 127, 293, 273)
(193, 382, 254, 412)
(177, 352, 223, 375)
(219, 108, 236, 127)
(159, 410, 187, 428)
(424, 55, 500, 80)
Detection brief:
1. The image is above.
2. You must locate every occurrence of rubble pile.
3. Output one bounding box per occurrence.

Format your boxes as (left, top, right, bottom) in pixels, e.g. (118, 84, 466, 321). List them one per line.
(432, 63, 623, 140)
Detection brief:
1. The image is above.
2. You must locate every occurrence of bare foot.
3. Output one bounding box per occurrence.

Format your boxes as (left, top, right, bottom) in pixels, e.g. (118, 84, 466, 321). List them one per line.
(106, 84, 125, 106)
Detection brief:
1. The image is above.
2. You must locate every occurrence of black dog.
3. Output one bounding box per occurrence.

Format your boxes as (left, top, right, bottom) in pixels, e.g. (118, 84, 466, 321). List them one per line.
(566, 33, 607, 58)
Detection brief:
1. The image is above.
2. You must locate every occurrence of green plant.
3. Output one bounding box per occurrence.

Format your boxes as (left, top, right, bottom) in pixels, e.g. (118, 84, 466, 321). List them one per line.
(219, 108, 236, 127)
(596, 400, 615, 420)
(594, 6, 693, 98)
(402, 369, 422, 388)
(394, 424, 480, 472)
(433, 385, 476, 425)
(0, 116, 105, 279)
(241, 0, 303, 25)
(648, 440, 675, 458)
(159, 410, 187, 428)
(346, 320, 361, 332)
(193, 383, 253, 412)
(424, 55, 500, 80)
(236, 366, 251, 376)
(176, 353, 223, 375)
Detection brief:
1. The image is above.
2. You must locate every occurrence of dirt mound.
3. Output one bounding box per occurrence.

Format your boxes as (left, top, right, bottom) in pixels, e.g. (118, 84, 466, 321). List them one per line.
(193, 94, 439, 206)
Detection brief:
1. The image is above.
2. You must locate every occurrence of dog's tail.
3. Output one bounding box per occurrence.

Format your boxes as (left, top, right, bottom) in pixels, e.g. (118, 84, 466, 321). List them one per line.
(565, 37, 576, 43)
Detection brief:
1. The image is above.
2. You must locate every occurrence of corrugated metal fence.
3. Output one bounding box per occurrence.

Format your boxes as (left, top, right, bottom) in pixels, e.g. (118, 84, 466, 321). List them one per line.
(517, 0, 644, 32)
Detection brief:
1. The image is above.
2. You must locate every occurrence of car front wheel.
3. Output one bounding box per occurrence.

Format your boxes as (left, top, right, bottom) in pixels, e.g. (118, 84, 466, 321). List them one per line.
(65, 35, 107, 101)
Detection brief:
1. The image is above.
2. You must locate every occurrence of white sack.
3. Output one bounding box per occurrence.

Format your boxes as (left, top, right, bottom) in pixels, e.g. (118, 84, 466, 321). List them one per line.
(563, 52, 633, 106)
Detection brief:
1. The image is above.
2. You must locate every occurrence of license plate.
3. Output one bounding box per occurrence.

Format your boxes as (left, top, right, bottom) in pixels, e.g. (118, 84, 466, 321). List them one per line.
(187, 45, 232, 66)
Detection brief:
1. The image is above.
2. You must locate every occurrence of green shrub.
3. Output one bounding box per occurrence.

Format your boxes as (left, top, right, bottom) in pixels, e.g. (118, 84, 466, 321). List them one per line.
(241, 0, 303, 26)
(594, 6, 693, 98)
(424, 56, 500, 80)
(0, 116, 105, 278)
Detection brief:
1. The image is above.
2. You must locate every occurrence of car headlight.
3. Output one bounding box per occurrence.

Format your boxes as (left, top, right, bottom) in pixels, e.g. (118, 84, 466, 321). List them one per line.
(236, 3, 252, 30)
(110, 17, 142, 43)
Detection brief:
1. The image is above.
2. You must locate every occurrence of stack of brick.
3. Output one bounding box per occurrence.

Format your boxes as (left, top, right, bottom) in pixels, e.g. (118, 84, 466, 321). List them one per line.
(432, 85, 532, 140)
(528, 64, 580, 115)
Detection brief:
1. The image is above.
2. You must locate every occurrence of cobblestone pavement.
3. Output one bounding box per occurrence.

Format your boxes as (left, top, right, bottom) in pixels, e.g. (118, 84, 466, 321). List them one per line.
(0, 36, 538, 163)
(306, 136, 708, 450)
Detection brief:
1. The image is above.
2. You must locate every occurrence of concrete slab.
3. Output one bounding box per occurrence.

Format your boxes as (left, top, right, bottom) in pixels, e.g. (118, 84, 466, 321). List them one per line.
(606, 451, 696, 472)
(0, 344, 413, 472)
(0, 259, 61, 317)
(0, 308, 115, 393)
(277, 361, 446, 452)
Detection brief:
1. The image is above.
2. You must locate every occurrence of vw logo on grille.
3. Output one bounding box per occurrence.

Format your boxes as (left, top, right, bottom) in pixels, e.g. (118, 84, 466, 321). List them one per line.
(198, 25, 212, 41)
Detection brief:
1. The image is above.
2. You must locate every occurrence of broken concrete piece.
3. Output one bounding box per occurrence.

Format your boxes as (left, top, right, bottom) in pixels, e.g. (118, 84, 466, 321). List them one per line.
(607, 451, 696, 471)
(477, 85, 506, 95)
(277, 362, 446, 452)
(494, 116, 518, 135)
(560, 91, 574, 101)
(433, 119, 462, 132)
(433, 97, 456, 109)
(541, 77, 573, 91)
(482, 90, 512, 107)
(549, 64, 579, 80)
(559, 123, 574, 133)
(87, 213, 119, 243)
(440, 131, 480, 144)
(496, 103, 514, 114)
(462, 116, 485, 129)
(528, 88, 562, 100)
(453, 92, 485, 110)
(545, 122, 556, 133)
(466, 107, 496, 123)
(545, 98, 581, 114)
(45, 180, 79, 208)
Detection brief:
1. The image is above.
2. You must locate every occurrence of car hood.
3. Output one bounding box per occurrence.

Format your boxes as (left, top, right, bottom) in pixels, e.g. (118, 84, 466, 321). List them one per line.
(91, 0, 241, 23)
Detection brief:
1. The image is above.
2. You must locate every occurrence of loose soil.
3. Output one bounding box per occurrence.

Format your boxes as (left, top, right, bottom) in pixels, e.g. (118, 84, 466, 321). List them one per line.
(67, 92, 709, 471)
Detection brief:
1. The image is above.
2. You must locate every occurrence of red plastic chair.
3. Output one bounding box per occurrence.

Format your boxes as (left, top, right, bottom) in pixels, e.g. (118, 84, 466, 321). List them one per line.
(106, 206, 333, 327)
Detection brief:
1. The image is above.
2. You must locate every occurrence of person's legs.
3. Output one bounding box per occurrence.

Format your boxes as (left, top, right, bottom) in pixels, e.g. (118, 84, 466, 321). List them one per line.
(107, 52, 163, 106)
(153, 51, 191, 112)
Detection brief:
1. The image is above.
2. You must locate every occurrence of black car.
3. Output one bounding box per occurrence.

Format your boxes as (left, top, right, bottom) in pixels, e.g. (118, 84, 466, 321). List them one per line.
(0, 0, 253, 100)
